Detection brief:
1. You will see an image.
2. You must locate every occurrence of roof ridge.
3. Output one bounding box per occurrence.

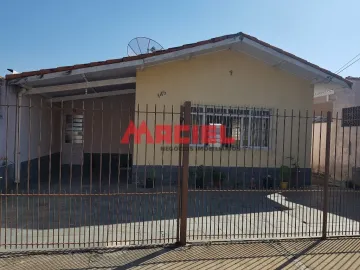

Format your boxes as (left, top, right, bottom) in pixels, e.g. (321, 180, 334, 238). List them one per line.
(5, 31, 351, 87)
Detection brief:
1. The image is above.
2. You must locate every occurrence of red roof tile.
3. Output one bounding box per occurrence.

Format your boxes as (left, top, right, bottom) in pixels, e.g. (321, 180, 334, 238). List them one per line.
(5, 32, 352, 87)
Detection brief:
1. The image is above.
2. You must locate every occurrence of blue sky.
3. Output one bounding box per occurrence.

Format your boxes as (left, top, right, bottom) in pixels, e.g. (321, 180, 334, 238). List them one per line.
(1, 0, 359, 77)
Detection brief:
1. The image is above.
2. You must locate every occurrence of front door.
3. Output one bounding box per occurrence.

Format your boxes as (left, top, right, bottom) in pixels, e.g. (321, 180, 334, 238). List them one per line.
(62, 112, 84, 165)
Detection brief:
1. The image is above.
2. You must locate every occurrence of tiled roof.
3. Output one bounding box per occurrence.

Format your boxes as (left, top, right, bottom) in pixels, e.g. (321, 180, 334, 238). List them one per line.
(5, 32, 352, 87)
(346, 76, 360, 81)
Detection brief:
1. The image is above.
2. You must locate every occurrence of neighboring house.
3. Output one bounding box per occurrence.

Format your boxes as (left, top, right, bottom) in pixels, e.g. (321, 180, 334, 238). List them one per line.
(313, 77, 360, 185)
(3, 32, 351, 189)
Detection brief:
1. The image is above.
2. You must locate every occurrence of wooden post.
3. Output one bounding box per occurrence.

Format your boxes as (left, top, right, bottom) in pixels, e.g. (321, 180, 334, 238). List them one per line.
(176, 105, 183, 243)
(179, 101, 191, 246)
(322, 111, 332, 239)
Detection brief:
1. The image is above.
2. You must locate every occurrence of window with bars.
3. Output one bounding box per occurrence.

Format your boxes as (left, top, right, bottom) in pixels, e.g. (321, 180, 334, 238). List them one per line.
(342, 106, 360, 127)
(190, 105, 270, 148)
(65, 114, 84, 144)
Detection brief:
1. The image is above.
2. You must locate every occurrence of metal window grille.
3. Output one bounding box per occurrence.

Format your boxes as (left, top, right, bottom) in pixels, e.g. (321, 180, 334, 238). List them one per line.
(342, 106, 360, 127)
(190, 105, 270, 148)
(65, 114, 84, 143)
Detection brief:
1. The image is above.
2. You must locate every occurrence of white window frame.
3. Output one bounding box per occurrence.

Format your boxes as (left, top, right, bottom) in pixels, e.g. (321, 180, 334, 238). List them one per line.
(190, 105, 270, 149)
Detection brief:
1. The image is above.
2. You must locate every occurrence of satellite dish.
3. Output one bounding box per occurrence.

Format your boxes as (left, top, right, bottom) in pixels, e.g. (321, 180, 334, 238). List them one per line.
(127, 37, 164, 57)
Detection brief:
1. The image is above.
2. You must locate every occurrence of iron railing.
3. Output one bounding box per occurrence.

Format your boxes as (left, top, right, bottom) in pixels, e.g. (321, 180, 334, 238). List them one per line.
(0, 99, 359, 250)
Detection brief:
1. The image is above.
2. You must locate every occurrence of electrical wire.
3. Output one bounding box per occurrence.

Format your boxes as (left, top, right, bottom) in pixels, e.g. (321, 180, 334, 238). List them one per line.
(335, 53, 360, 74)
(316, 52, 360, 85)
(336, 56, 360, 75)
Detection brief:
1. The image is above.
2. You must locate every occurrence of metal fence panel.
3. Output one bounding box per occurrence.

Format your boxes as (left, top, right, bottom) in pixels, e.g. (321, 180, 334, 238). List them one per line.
(1, 98, 360, 251)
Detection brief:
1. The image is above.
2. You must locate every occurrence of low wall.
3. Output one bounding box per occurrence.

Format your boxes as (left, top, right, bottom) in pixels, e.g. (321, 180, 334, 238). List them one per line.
(132, 165, 312, 189)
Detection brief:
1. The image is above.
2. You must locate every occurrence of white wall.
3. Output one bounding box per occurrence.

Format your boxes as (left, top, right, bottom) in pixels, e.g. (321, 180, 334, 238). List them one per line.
(331, 80, 360, 182)
(19, 94, 58, 162)
(0, 83, 55, 165)
(312, 79, 360, 182)
(0, 82, 17, 165)
(354, 79, 360, 105)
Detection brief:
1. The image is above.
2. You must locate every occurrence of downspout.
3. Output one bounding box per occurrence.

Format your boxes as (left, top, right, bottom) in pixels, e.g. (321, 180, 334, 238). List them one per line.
(15, 88, 26, 183)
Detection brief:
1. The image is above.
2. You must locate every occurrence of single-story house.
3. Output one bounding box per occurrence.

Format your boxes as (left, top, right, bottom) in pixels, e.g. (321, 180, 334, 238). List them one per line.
(313, 77, 360, 186)
(1, 32, 352, 190)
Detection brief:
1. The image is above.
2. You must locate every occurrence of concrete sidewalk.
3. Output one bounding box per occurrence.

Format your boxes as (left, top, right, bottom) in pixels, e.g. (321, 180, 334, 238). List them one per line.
(2, 191, 360, 250)
(1, 238, 360, 269)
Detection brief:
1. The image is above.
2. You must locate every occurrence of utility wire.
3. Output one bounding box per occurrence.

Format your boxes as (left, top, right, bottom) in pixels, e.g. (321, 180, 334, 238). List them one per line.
(335, 52, 360, 74)
(316, 52, 360, 85)
(336, 55, 360, 75)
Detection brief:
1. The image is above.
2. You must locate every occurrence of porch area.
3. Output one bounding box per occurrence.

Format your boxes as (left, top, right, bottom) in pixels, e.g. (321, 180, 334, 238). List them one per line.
(3, 68, 138, 192)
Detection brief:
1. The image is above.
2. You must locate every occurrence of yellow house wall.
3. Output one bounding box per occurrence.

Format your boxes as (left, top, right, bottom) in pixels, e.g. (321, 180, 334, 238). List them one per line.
(134, 50, 314, 168)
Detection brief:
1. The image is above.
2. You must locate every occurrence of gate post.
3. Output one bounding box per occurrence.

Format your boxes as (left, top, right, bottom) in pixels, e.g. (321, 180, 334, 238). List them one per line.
(322, 111, 332, 240)
(179, 101, 191, 246)
(176, 105, 183, 243)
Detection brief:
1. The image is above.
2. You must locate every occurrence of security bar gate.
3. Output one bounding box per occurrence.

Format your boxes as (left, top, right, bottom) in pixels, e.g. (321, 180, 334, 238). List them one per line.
(1, 99, 360, 251)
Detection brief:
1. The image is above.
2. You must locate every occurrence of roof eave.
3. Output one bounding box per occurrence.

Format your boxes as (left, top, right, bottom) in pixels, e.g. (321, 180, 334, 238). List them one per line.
(7, 36, 242, 86)
(241, 35, 352, 89)
(6, 32, 351, 89)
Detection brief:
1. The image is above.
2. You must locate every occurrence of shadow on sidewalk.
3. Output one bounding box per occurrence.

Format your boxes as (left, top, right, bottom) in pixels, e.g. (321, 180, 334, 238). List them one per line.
(2, 238, 360, 269)
(273, 239, 321, 270)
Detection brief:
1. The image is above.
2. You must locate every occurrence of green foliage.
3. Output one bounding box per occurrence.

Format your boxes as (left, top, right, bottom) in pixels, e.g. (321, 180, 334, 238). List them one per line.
(281, 156, 300, 183)
(0, 157, 7, 166)
(280, 165, 291, 182)
(212, 169, 226, 183)
(190, 166, 225, 188)
(145, 165, 157, 188)
(147, 165, 156, 180)
(288, 156, 299, 168)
